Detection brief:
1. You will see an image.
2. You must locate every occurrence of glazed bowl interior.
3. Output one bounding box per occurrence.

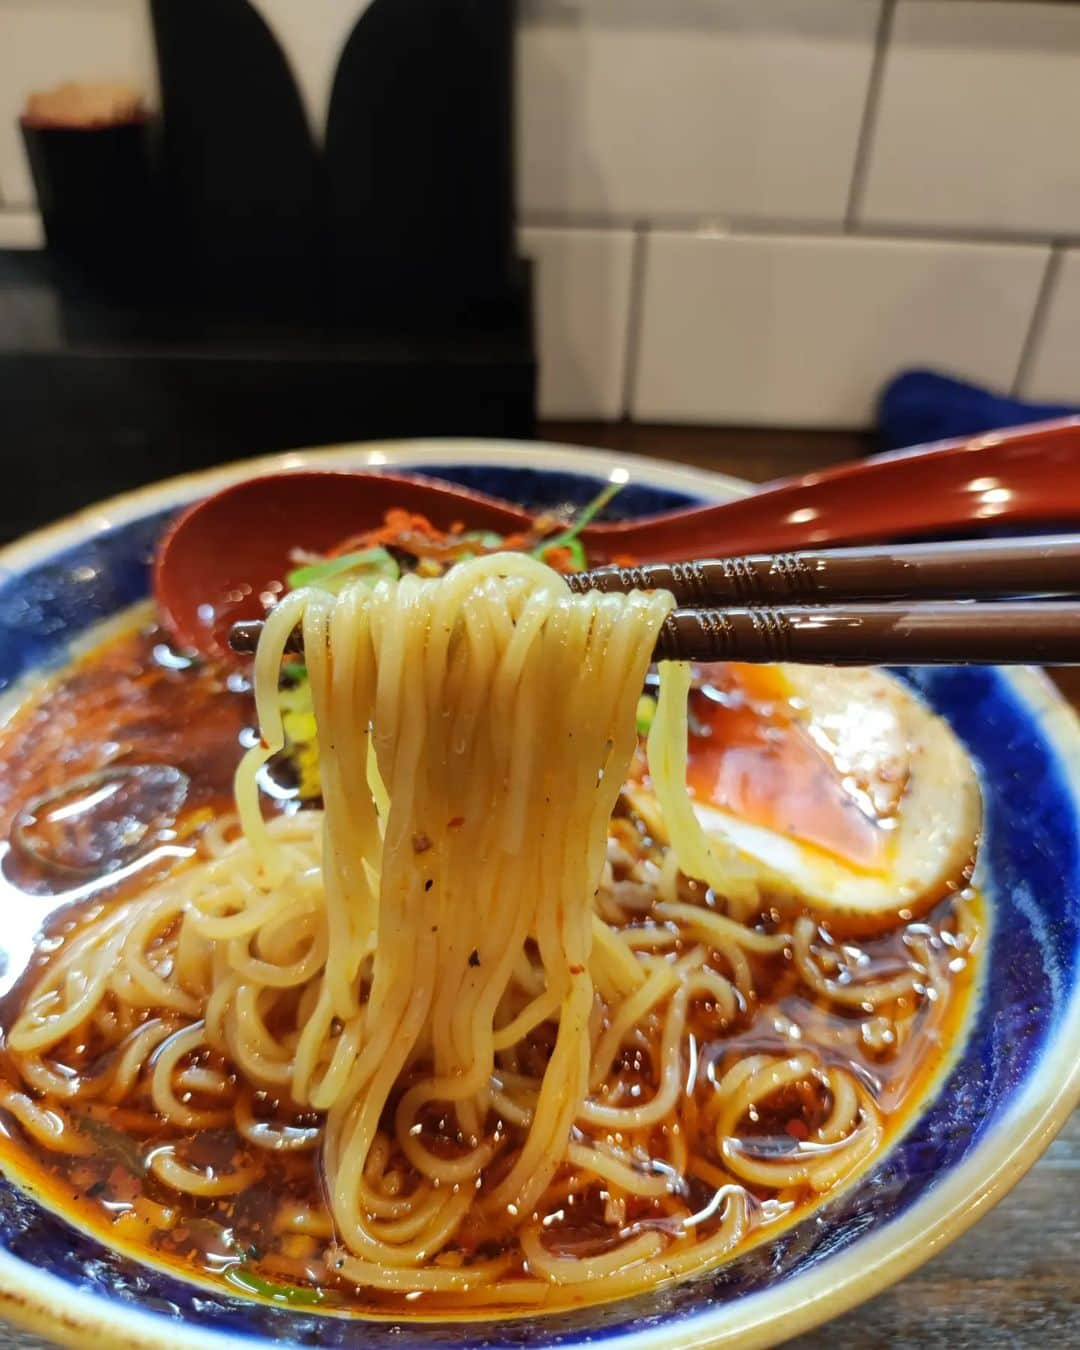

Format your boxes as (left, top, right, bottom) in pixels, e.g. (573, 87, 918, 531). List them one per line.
(0, 441, 1076, 1350)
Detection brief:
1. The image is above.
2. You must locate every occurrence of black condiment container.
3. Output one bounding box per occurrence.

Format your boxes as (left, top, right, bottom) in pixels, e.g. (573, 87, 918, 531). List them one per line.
(20, 114, 158, 292)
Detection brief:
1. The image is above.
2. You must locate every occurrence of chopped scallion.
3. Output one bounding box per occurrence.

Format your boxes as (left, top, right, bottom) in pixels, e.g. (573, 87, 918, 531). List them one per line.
(224, 1266, 331, 1306)
(532, 482, 623, 567)
(77, 1115, 147, 1176)
(287, 547, 400, 592)
(460, 530, 505, 548)
(561, 538, 587, 570)
(636, 694, 657, 736)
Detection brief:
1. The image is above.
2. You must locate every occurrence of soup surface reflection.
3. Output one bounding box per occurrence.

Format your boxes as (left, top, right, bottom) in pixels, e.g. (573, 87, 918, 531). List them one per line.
(0, 622, 981, 1315)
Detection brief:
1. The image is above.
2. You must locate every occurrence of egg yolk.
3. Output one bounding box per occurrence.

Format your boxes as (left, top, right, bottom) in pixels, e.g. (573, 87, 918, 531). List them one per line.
(685, 665, 889, 870)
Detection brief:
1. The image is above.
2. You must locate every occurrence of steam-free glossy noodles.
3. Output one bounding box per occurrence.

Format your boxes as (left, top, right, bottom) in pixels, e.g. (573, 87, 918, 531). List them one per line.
(0, 539, 983, 1315)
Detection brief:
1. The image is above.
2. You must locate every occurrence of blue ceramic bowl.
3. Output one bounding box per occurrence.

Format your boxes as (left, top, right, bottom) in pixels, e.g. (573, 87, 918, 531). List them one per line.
(0, 441, 1077, 1350)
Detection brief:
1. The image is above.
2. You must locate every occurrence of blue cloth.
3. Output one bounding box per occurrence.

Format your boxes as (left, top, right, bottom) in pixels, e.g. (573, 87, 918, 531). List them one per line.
(876, 370, 1075, 451)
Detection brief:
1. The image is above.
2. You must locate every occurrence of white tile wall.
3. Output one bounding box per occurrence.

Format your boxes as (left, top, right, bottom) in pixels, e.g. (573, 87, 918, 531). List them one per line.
(633, 232, 1048, 428)
(247, 1, 375, 142)
(1020, 249, 1080, 405)
(0, 0, 157, 207)
(0, 210, 44, 247)
(861, 2, 1080, 236)
(517, 0, 880, 225)
(519, 225, 635, 419)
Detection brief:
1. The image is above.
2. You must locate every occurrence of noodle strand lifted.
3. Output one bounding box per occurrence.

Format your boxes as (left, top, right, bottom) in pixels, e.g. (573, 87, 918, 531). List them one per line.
(3, 554, 964, 1308)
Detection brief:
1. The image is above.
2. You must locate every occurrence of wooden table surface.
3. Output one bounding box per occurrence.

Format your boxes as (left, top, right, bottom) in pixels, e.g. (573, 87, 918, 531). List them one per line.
(2, 422, 1077, 1348)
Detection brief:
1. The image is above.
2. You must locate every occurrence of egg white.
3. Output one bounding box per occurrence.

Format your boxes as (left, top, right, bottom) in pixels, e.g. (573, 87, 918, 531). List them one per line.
(692, 667, 981, 932)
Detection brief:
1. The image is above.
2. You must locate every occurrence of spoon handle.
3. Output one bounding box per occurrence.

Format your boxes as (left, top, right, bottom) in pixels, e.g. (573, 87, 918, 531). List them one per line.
(587, 417, 1080, 562)
(573, 535, 1080, 606)
(656, 600, 1080, 666)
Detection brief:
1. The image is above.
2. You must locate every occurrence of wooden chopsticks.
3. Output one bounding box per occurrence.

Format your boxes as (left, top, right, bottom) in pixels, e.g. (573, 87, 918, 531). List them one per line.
(227, 535, 1080, 667)
(651, 600, 1080, 666)
(569, 535, 1080, 606)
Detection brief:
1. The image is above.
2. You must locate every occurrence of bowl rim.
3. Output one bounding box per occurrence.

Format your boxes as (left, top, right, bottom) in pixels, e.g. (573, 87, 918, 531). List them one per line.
(0, 437, 1075, 1350)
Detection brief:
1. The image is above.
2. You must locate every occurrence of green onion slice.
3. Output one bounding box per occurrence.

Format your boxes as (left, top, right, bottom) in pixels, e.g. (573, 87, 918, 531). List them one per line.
(287, 547, 400, 592)
(532, 482, 623, 566)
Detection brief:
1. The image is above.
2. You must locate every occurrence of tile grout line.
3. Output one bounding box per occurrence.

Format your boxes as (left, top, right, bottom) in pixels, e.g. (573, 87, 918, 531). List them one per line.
(844, 0, 897, 231)
(520, 209, 1061, 252)
(618, 222, 649, 419)
(1012, 244, 1063, 397)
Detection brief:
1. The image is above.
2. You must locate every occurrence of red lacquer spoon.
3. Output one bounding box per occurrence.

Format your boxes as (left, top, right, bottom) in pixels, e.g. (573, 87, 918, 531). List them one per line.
(155, 418, 1080, 659)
